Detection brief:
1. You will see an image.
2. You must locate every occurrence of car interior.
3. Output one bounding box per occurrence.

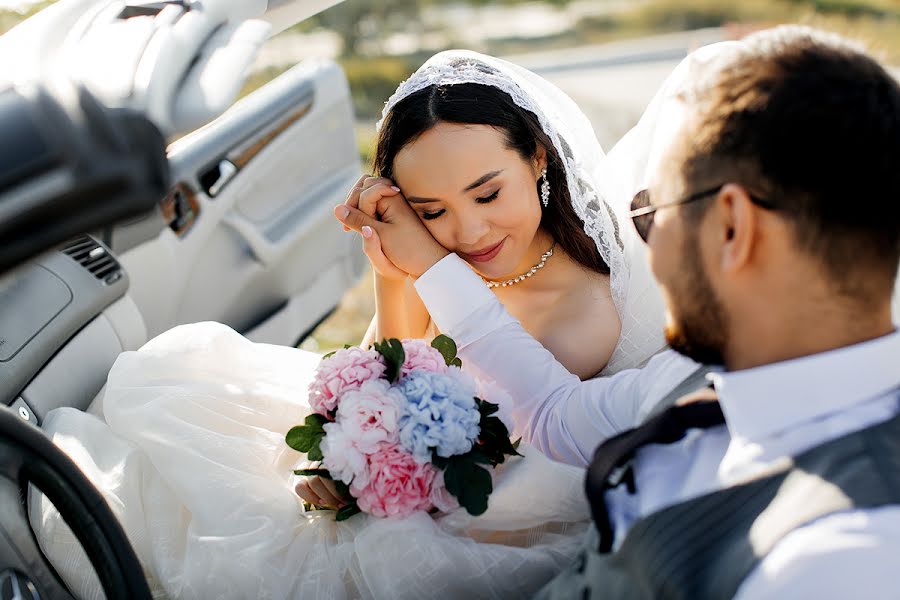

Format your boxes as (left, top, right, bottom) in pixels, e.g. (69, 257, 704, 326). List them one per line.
(2, 2, 900, 599)
(0, 3, 365, 596)
(0, 42, 365, 431)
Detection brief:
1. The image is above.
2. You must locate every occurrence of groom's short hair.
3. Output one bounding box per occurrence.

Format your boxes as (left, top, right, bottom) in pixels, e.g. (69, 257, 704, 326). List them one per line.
(682, 25, 900, 300)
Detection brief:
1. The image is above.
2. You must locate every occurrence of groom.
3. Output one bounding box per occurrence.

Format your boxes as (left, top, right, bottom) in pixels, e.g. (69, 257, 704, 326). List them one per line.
(337, 25, 900, 597)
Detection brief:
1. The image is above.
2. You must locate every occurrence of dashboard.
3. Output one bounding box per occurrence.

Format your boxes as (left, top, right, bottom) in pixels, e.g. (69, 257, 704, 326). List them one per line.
(0, 235, 146, 426)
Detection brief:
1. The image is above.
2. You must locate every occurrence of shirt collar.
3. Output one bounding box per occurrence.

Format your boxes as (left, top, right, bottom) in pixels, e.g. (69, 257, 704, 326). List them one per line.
(708, 330, 900, 443)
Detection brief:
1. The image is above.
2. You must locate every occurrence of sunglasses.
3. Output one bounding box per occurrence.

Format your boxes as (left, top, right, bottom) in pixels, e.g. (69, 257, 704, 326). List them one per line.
(629, 184, 777, 243)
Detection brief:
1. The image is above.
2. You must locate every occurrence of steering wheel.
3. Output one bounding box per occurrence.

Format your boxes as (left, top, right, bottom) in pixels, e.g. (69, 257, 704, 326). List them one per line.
(0, 406, 152, 599)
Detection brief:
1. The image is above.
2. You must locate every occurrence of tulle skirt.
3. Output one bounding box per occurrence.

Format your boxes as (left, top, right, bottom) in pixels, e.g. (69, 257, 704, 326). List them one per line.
(30, 322, 591, 600)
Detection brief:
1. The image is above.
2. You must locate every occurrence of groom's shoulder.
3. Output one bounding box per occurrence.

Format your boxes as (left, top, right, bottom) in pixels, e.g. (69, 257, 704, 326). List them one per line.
(737, 505, 900, 599)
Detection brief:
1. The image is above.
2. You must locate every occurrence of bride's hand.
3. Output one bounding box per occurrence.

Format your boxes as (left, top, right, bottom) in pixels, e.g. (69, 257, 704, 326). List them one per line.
(294, 461, 345, 510)
(336, 182, 449, 278)
(340, 175, 408, 281)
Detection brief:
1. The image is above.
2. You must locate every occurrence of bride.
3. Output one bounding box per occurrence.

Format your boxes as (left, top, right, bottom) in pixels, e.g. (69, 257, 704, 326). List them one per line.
(31, 49, 679, 599)
(353, 58, 630, 380)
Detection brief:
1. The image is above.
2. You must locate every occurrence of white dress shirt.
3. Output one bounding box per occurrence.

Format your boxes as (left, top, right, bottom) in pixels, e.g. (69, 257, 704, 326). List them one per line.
(415, 253, 900, 599)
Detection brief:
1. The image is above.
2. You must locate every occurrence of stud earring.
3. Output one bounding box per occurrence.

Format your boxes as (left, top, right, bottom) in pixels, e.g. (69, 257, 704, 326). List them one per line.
(540, 168, 550, 208)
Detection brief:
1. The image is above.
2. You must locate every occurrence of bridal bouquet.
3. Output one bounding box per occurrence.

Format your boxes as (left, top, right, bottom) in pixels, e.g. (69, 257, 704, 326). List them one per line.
(286, 336, 520, 521)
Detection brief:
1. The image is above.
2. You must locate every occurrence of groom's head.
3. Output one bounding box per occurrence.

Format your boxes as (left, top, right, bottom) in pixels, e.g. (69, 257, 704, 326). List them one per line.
(647, 26, 900, 369)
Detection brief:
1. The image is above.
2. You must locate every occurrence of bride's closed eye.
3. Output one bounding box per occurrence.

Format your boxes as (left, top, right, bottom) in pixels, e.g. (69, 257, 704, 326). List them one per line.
(476, 190, 500, 204)
(421, 190, 500, 221)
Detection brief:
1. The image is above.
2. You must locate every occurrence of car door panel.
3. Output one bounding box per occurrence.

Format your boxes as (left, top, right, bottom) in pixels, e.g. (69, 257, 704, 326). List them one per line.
(114, 58, 365, 345)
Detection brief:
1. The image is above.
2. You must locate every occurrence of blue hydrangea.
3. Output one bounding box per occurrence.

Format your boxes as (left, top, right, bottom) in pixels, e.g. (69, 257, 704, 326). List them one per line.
(397, 369, 481, 463)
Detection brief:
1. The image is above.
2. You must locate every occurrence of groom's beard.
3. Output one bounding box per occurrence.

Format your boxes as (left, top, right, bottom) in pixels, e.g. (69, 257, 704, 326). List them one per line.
(664, 233, 728, 366)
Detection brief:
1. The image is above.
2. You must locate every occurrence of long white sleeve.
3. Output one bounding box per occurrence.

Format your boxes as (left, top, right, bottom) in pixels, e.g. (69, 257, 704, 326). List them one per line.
(414, 254, 697, 466)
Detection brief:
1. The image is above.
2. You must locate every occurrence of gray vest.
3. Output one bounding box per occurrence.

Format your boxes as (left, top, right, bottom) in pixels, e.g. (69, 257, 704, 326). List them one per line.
(536, 393, 900, 600)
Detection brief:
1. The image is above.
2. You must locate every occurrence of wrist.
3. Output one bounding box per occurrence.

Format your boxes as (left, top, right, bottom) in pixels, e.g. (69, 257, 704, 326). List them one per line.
(374, 273, 407, 296)
(411, 246, 450, 278)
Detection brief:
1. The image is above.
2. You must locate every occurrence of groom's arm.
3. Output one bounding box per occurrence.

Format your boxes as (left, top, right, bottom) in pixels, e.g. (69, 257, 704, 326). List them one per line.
(415, 254, 698, 467)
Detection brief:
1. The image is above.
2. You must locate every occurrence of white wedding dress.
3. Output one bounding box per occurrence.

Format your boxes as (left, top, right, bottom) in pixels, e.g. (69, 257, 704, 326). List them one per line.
(32, 322, 592, 600)
(30, 48, 692, 599)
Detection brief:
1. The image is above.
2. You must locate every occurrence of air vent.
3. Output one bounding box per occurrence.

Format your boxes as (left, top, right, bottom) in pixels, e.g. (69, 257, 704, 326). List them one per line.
(61, 236, 123, 285)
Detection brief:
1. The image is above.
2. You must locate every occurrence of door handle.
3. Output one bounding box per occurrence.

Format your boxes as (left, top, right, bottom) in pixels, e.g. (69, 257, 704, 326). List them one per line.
(199, 159, 238, 197)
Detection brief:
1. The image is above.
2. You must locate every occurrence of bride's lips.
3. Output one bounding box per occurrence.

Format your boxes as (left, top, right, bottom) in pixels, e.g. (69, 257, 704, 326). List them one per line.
(460, 238, 506, 263)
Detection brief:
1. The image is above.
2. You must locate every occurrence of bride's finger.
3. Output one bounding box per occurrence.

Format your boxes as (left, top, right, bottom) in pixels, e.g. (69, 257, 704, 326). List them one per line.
(345, 174, 367, 202)
(341, 175, 368, 232)
(359, 182, 402, 219)
(320, 477, 345, 507)
(346, 175, 374, 210)
(307, 477, 341, 508)
(295, 480, 323, 506)
(362, 176, 393, 192)
(361, 225, 406, 280)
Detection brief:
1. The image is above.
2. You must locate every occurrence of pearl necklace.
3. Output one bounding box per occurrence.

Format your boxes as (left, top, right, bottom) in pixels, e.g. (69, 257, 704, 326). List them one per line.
(483, 243, 556, 288)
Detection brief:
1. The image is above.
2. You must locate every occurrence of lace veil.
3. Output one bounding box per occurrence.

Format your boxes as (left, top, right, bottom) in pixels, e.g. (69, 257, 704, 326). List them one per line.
(379, 49, 668, 373)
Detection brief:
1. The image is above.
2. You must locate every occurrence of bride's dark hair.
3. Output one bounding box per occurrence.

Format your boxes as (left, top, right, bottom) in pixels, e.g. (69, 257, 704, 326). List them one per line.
(373, 83, 610, 276)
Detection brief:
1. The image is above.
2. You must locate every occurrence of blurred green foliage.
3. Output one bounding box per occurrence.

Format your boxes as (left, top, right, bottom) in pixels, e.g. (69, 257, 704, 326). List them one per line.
(299, 0, 579, 57)
(786, 0, 900, 19)
(239, 0, 899, 162)
(0, 1, 55, 34)
(298, 0, 424, 57)
(241, 55, 416, 123)
(296, 0, 900, 66)
(339, 56, 417, 119)
(563, 0, 900, 62)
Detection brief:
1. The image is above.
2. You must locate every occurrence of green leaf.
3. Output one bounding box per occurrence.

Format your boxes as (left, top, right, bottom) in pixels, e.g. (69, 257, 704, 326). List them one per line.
(431, 454, 450, 469)
(293, 468, 332, 479)
(307, 442, 324, 462)
(334, 480, 350, 498)
(344, 344, 354, 349)
(512, 437, 522, 451)
(468, 449, 493, 464)
(285, 414, 329, 454)
(373, 338, 406, 382)
(430, 334, 459, 367)
(305, 413, 329, 428)
(476, 397, 499, 417)
(450, 357, 463, 368)
(483, 419, 522, 463)
(335, 502, 362, 521)
(322, 350, 337, 360)
(474, 401, 522, 465)
(442, 452, 493, 516)
(285, 426, 315, 452)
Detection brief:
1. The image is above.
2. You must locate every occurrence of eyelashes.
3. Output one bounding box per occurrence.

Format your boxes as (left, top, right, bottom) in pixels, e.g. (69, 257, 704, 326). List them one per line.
(476, 190, 500, 204)
(421, 190, 501, 221)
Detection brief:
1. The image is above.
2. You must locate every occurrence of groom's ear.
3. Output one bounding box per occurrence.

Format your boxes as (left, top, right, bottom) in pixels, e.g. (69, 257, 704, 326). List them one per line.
(718, 184, 759, 276)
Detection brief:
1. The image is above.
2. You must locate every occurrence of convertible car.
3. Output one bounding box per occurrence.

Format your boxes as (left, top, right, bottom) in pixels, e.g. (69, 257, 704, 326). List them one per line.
(1, 2, 899, 598)
(0, 0, 364, 597)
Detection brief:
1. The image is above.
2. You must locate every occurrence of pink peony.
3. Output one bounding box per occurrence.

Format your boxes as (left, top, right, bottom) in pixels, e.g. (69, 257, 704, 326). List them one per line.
(400, 339, 448, 378)
(350, 443, 437, 518)
(429, 469, 460, 514)
(334, 379, 404, 454)
(308, 347, 386, 415)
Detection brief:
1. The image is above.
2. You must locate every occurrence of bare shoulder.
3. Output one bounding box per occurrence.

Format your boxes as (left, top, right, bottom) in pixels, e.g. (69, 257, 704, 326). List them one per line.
(539, 272, 621, 380)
